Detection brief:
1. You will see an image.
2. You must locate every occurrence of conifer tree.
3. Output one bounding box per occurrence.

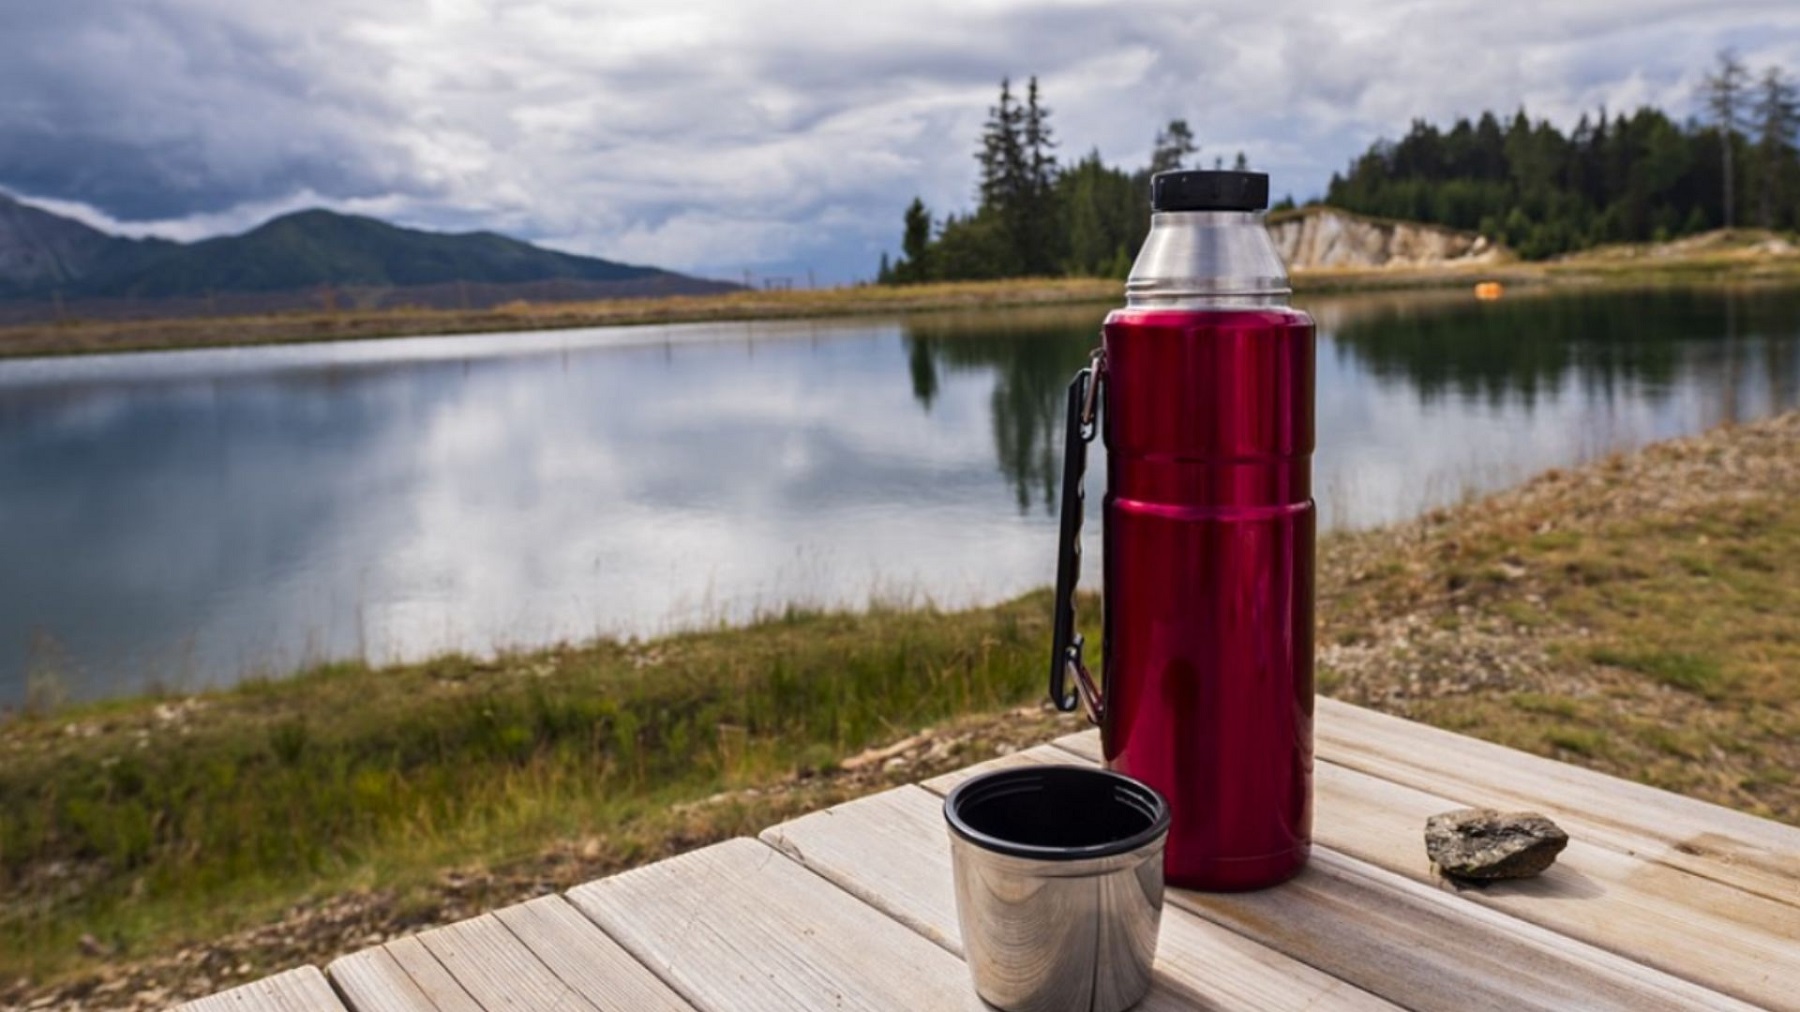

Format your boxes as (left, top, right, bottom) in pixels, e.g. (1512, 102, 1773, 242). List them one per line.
(1149, 120, 1197, 174)
(1702, 49, 1750, 227)
(978, 79, 1027, 220)
(1019, 77, 1061, 274)
(899, 197, 933, 282)
(1753, 67, 1800, 229)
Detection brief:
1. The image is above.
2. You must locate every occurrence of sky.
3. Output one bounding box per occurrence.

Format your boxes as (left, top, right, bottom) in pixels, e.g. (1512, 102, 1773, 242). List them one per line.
(2, 0, 1798, 285)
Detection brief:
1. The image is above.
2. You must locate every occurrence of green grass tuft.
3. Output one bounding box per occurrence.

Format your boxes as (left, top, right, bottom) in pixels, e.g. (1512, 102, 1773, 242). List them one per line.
(1588, 647, 1728, 697)
(0, 591, 1078, 982)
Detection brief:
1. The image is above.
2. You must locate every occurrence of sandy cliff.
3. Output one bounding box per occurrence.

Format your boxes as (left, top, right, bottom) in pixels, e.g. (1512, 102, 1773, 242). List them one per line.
(1270, 206, 1503, 270)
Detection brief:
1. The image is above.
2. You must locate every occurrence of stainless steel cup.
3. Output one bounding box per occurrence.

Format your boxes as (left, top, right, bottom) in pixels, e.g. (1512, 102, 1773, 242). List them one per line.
(944, 765, 1170, 1012)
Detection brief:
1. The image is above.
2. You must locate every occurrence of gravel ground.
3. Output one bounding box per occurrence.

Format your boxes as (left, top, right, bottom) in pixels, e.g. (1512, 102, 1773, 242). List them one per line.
(1319, 408, 1798, 702)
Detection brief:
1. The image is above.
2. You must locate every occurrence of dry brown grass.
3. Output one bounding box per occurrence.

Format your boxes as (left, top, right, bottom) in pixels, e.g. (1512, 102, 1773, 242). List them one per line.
(0, 279, 1122, 359)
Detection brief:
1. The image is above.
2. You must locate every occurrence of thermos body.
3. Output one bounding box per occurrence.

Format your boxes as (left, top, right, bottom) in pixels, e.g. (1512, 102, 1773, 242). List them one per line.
(1100, 305, 1314, 891)
(1049, 171, 1316, 892)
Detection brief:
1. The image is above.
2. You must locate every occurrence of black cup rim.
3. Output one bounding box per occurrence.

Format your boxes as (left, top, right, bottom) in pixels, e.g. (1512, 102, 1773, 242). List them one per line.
(943, 765, 1171, 861)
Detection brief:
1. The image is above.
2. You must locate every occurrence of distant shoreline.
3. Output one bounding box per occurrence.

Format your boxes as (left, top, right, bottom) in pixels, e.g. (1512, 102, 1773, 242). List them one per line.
(2, 237, 1797, 361)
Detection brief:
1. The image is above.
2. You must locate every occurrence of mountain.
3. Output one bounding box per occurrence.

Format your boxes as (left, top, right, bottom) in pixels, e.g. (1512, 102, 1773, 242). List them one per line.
(0, 193, 734, 316)
(92, 209, 675, 298)
(0, 194, 175, 297)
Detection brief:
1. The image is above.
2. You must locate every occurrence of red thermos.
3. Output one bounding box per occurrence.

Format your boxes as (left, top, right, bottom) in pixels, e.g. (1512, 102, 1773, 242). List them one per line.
(1051, 170, 1314, 891)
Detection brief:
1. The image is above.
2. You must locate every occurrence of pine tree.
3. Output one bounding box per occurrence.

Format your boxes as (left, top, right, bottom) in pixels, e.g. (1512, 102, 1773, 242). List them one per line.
(1752, 67, 1800, 229)
(970, 77, 1062, 275)
(1057, 150, 1141, 276)
(1024, 78, 1057, 194)
(1019, 77, 1061, 274)
(899, 197, 933, 282)
(977, 79, 1027, 218)
(1702, 49, 1751, 227)
(1149, 120, 1197, 174)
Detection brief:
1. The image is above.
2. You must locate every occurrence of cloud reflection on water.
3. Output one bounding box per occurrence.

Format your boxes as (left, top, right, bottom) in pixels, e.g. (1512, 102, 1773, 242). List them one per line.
(1, 287, 1796, 701)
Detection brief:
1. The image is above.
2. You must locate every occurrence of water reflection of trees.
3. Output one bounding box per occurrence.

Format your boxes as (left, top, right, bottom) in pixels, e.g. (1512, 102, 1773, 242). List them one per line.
(905, 288, 1800, 515)
(903, 306, 1103, 514)
(1324, 287, 1800, 415)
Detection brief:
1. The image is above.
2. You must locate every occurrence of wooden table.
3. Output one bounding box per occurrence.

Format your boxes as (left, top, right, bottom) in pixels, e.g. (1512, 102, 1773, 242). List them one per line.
(178, 699, 1800, 1012)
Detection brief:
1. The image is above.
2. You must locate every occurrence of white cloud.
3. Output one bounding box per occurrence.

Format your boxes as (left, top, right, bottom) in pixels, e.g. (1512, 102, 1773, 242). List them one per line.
(1, 0, 1796, 282)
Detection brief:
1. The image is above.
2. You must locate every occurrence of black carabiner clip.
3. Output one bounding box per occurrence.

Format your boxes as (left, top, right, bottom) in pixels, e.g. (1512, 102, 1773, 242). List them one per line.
(1050, 349, 1104, 723)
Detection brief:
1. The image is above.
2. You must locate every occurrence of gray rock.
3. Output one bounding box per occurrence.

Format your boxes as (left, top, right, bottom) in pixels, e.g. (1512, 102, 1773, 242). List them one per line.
(1425, 808, 1569, 880)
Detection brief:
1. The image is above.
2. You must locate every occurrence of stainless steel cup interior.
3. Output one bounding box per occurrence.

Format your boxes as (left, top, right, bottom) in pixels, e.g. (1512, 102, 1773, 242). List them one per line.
(945, 765, 1170, 1012)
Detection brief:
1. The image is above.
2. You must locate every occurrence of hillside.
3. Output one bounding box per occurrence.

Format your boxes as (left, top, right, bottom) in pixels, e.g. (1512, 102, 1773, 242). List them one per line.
(0, 195, 174, 296)
(96, 210, 671, 297)
(0, 193, 734, 317)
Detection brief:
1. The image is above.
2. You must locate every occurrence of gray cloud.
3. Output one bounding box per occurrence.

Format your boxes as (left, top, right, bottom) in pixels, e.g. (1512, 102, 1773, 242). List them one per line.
(0, 0, 424, 218)
(1, 0, 1796, 282)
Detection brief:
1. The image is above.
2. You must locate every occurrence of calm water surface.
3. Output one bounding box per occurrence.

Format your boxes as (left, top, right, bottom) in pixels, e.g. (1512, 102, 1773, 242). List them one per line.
(3, 286, 1797, 702)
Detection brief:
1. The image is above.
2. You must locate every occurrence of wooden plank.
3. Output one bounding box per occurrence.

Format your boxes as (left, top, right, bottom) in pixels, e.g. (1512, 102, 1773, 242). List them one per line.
(1315, 696, 1800, 906)
(1310, 760, 1800, 1009)
(1046, 733, 1761, 1011)
(413, 912, 599, 1011)
(1174, 847, 1760, 1012)
(763, 783, 1398, 1011)
(1055, 731, 1795, 1010)
(330, 940, 483, 1012)
(566, 837, 990, 1012)
(174, 967, 345, 1012)
(492, 896, 692, 1011)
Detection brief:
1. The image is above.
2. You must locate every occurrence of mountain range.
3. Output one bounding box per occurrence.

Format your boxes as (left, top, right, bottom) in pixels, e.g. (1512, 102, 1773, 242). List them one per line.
(0, 193, 736, 320)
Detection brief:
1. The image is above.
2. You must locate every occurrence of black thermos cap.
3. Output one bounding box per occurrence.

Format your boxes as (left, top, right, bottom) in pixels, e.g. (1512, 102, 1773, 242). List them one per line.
(1151, 170, 1270, 212)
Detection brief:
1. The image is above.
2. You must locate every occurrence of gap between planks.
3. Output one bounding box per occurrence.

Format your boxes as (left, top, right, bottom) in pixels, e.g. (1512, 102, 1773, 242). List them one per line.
(567, 835, 993, 1011)
(762, 781, 1399, 1011)
(328, 895, 692, 1012)
(172, 967, 345, 1012)
(1048, 729, 1798, 1011)
(1314, 696, 1800, 907)
(920, 743, 1758, 1012)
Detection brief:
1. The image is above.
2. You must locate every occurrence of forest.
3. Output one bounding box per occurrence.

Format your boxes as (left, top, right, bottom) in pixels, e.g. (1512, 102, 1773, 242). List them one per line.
(884, 52, 1800, 278)
(878, 77, 1243, 284)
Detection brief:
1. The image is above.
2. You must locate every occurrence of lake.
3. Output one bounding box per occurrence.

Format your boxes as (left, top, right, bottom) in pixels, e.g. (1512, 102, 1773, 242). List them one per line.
(3, 285, 1797, 704)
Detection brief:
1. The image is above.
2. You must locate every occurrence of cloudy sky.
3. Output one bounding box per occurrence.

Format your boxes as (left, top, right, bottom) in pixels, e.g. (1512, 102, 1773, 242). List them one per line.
(3, 0, 1798, 284)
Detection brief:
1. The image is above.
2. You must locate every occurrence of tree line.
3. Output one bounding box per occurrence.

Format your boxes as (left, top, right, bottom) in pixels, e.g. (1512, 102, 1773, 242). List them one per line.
(879, 77, 1247, 284)
(1327, 50, 1799, 259)
(885, 53, 1800, 280)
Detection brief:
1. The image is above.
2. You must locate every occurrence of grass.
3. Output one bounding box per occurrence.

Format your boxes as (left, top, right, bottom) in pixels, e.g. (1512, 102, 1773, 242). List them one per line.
(1587, 647, 1729, 697)
(0, 593, 1086, 984)
(1318, 414, 1800, 824)
(5, 411, 1798, 998)
(0, 279, 1123, 359)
